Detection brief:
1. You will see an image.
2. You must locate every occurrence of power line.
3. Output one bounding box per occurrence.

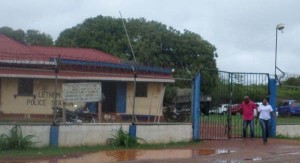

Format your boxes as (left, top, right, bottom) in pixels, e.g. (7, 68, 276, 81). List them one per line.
(226, 34, 275, 57)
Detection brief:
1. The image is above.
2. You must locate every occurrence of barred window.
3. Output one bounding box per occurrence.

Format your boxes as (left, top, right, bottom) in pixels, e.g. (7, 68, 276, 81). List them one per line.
(18, 79, 34, 96)
(135, 83, 147, 97)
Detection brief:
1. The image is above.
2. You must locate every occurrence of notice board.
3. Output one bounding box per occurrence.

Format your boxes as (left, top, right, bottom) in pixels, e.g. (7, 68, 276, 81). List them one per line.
(62, 82, 102, 103)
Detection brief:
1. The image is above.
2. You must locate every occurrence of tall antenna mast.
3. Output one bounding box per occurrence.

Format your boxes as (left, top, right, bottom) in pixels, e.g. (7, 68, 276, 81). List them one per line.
(119, 11, 137, 63)
(119, 11, 138, 123)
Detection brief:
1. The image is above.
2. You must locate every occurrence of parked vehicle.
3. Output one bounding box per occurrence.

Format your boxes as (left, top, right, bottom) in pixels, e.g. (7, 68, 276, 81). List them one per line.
(209, 102, 261, 116)
(229, 104, 242, 115)
(53, 106, 98, 124)
(163, 105, 190, 122)
(173, 88, 211, 116)
(278, 100, 300, 117)
(209, 104, 229, 115)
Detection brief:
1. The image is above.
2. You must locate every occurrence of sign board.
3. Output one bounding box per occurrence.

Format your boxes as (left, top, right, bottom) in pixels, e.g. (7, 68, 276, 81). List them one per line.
(62, 82, 102, 103)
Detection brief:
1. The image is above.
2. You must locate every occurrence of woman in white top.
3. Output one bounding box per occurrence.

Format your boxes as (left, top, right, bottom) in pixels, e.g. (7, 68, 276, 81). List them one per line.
(258, 98, 273, 144)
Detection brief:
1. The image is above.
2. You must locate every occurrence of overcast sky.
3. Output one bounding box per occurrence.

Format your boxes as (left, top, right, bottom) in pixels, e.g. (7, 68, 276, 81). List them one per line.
(1, 0, 299, 75)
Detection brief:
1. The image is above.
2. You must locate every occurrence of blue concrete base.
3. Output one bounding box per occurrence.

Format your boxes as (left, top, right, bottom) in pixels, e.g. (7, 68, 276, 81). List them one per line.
(129, 124, 136, 138)
(49, 125, 59, 147)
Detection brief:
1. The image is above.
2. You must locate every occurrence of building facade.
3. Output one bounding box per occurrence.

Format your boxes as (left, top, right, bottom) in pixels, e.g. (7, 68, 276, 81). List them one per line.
(0, 35, 174, 122)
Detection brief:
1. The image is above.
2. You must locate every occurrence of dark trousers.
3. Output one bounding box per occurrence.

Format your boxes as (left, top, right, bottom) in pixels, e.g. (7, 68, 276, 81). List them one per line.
(259, 119, 269, 143)
(243, 120, 254, 138)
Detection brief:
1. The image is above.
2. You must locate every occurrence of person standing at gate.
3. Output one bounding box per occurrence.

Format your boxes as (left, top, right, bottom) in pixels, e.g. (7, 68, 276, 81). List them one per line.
(240, 96, 257, 139)
(258, 98, 273, 144)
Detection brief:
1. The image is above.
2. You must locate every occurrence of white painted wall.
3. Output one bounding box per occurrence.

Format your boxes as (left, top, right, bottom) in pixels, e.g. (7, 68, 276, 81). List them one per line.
(136, 124, 192, 144)
(0, 125, 50, 147)
(277, 125, 300, 137)
(0, 124, 193, 147)
(58, 124, 130, 147)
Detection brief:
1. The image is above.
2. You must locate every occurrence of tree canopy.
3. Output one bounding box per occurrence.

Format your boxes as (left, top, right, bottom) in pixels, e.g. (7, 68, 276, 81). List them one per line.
(282, 77, 300, 86)
(0, 26, 53, 46)
(56, 15, 218, 81)
(277, 76, 300, 101)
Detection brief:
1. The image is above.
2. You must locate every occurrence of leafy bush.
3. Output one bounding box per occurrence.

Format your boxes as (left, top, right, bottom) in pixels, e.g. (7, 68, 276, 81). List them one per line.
(107, 127, 143, 148)
(0, 125, 36, 150)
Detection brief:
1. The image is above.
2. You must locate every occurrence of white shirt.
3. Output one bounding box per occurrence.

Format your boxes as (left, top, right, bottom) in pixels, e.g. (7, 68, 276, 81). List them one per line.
(258, 104, 273, 120)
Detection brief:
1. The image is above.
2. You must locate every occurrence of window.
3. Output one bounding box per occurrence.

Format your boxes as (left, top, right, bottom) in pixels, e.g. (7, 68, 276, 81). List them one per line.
(135, 83, 147, 97)
(18, 79, 34, 96)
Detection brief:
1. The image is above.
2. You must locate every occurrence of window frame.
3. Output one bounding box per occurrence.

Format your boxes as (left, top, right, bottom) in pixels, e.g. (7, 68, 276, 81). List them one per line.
(17, 78, 34, 96)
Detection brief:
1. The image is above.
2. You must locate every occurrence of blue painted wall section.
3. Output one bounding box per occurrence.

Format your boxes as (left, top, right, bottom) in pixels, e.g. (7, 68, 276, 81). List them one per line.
(193, 73, 201, 141)
(268, 79, 277, 137)
(49, 125, 59, 147)
(116, 82, 127, 113)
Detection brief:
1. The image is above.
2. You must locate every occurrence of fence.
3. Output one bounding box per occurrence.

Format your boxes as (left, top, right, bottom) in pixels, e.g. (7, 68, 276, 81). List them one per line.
(199, 70, 270, 139)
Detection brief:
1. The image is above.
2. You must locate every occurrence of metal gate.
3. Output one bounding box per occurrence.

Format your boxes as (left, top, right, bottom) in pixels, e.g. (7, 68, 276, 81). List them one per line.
(199, 70, 269, 140)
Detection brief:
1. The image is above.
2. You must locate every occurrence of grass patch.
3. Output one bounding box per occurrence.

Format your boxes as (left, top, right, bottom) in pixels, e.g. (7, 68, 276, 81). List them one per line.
(276, 134, 300, 140)
(277, 116, 300, 124)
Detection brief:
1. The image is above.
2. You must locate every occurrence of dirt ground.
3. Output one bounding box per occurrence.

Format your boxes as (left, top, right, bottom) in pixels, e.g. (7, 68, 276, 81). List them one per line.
(146, 138, 300, 163)
(2, 138, 300, 163)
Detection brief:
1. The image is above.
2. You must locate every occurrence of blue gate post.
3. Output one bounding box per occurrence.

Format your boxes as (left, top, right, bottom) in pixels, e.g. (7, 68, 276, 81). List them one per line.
(268, 79, 277, 137)
(193, 73, 201, 141)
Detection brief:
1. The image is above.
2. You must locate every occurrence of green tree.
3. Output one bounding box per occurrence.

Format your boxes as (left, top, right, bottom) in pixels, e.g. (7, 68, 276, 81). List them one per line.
(283, 77, 300, 86)
(25, 29, 53, 46)
(0, 26, 25, 43)
(277, 77, 300, 101)
(56, 15, 218, 91)
(0, 26, 53, 46)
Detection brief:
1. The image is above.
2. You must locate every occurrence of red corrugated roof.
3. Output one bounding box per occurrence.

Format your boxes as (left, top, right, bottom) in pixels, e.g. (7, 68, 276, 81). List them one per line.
(0, 34, 120, 63)
(0, 34, 174, 82)
(0, 35, 34, 59)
